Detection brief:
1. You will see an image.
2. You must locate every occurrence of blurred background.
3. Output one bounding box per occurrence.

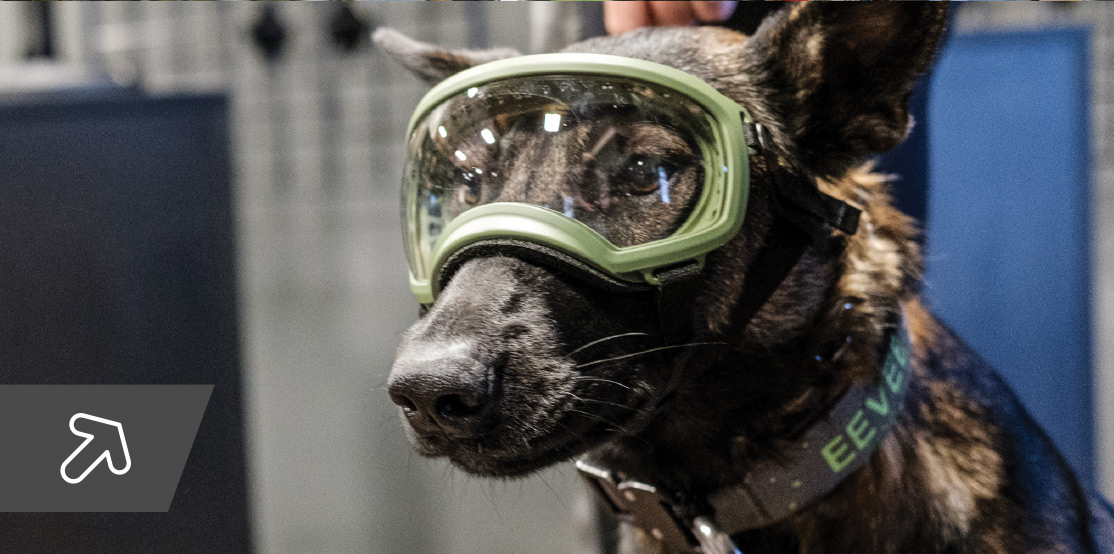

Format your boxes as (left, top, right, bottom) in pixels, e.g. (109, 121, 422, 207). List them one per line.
(0, 2, 1111, 554)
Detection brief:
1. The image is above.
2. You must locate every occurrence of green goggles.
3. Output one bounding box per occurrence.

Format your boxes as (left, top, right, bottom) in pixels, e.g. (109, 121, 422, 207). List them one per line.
(401, 53, 755, 305)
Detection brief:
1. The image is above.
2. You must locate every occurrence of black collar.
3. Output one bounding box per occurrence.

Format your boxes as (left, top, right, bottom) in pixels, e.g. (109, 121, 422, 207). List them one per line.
(577, 315, 913, 554)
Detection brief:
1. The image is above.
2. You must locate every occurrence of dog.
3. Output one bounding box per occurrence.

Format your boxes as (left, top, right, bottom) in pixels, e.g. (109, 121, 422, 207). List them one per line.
(376, 4, 1114, 553)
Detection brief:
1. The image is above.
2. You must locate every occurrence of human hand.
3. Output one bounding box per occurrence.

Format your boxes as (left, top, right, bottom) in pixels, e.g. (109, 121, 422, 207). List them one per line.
(604, 1, 737, 36)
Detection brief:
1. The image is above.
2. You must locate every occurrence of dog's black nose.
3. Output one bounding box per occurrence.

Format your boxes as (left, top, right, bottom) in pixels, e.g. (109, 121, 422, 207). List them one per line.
(388, 357, 489, 438)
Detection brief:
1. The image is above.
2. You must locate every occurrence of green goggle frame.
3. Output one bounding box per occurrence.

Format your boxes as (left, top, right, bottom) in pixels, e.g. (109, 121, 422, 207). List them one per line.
(402, 53, 756, 304)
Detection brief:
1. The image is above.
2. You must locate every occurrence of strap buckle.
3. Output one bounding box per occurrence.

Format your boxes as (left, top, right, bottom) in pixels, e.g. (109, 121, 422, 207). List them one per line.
(744, 122, 861, 239)
(693, 517, 745, 554)
(575, 460, 743, 554)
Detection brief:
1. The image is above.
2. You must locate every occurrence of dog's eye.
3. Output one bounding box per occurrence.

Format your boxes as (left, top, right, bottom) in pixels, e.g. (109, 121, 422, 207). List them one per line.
(613, 154, 674, 197)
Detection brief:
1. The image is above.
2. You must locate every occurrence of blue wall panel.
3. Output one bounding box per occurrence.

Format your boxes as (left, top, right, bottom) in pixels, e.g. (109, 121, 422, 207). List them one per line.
(926, 29, 1092, 484)
(0, 93, 251, 553)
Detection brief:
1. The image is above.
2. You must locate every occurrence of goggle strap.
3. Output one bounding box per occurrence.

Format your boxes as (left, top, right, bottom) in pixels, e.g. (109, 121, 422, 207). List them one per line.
(731, 123, 858, 335)
(437, 239, 701, 345)
(657, 122, 861, 342)
(654, 261, 704, 345)
(434, 238, 652, 297)
(747, 122, 862, 238)
(776, 176, 861, 237)
(732, 214, 813, 336)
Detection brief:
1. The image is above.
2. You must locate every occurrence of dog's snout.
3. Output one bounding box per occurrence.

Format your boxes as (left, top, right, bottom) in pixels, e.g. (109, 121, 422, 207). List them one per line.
(388, 356, 489, 438)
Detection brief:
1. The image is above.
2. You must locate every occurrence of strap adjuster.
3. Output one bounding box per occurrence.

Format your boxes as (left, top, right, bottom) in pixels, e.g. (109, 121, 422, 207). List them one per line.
(744, 122, 861, 239)
(754, 122, 772, 151)
(742, 119, 772, 153)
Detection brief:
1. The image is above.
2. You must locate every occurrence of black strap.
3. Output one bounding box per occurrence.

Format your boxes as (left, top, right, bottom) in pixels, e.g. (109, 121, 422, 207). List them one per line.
(729, 122, 860, 335)
(747, 120, 861, 239)
(655, 261, 703, 345)
(438, 239, 702, 346)
(776, 174, 861, 236)
(732, 214, 812, 335)
(435, 239, 651, 298)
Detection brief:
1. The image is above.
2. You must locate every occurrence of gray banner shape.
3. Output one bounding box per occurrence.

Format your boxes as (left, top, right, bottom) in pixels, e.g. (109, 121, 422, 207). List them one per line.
(0, 385, 212, 512)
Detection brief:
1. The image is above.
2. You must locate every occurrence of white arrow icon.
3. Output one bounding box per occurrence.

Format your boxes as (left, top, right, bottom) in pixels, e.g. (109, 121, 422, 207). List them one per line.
(60, 413, 132, 484)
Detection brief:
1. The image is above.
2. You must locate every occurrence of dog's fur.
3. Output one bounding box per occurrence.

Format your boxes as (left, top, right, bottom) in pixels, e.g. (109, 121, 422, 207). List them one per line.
(378, 4, 1114, 553)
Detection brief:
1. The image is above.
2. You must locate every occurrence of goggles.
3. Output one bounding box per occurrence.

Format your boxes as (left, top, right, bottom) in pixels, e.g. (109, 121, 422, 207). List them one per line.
(401, 54, 754, 305)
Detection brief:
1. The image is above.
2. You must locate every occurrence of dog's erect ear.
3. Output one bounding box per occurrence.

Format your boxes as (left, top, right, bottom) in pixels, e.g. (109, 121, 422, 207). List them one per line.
(743, 3, 949, 177)
(373, 28, 521, 85)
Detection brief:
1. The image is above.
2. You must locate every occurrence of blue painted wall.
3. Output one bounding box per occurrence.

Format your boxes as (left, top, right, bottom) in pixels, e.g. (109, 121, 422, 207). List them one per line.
(0, 92, 251, 552)
(926, 29, 1093, 485)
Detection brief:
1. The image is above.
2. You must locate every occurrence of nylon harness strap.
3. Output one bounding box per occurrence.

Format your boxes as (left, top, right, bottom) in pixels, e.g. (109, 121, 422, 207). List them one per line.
(655, 261, 705, 345)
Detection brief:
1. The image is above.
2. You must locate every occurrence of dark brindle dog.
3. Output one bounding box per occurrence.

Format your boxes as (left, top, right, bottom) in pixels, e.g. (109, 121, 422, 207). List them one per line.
(377, 4, 1114, 553)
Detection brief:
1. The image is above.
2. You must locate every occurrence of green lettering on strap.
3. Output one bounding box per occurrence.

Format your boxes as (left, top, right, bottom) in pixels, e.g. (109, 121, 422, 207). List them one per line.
(846, 409, 877, 450)
(822, 435, 857, 473)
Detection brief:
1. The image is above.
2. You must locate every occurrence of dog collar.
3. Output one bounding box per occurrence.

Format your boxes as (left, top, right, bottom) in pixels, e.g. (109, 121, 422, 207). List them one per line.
(576, 316, 912, 553)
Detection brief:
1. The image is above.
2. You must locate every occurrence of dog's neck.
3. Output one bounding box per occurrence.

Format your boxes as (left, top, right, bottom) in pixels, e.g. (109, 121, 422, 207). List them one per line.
(593, 272, 906, 489)
(585, 168, 927, 551)
(585, 304, 910, 544)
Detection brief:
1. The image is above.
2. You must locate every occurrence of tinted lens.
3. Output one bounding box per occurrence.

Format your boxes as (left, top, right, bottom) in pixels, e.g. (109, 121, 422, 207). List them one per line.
(402, 74, 716, 281)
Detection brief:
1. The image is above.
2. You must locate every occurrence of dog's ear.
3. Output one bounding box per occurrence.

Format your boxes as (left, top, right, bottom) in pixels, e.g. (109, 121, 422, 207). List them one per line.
(373, 28, 521, 85)
(743, 3, 949, 177)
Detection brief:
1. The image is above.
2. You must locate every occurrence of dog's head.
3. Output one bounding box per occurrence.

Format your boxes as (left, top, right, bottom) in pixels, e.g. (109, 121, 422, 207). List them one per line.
(378, 4, 947, 479)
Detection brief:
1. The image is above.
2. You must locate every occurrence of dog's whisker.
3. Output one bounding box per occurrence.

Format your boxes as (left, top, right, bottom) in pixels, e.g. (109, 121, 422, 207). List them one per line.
(573, 398, 632, 410)
(508, 412, 542, 435)
(536, 472, 564, 503)
(574, 341, 728, 369)
(568, 393, 633, 411)
(573, 377, 633, 391)
(565, 332, 652, 358)
(565, 409, 631, 433)
(480, 478, 502, 516)
(552, 420, 593, 452)
(563, 396, 651, 444)
(565, 409, 651, 446)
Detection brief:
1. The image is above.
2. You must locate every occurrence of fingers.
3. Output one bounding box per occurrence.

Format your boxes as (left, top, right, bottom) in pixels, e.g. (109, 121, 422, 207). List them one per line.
(605, 1, 738, 36)
(646, 1, 698, 28)
(604, 2, 654, 36)
(691, 1, 737, 23)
